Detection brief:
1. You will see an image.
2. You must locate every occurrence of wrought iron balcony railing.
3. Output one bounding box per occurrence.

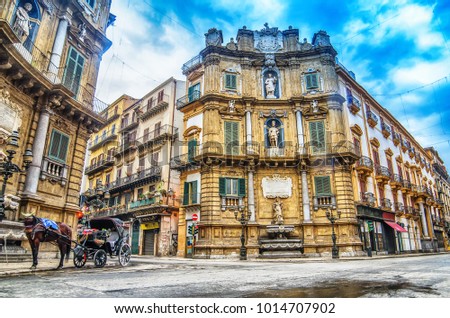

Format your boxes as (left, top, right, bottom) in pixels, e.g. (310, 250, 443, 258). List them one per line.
(182, 54, 203, 74)
(360, 192, 376, 206)
(176, 90, 201, 110)
(366, 110, 378, 127)
(108, 166, 162, 192)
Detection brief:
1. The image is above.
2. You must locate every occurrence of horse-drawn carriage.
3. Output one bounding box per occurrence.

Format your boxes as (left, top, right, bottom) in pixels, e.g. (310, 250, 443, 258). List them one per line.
(73, 217, 131, 268)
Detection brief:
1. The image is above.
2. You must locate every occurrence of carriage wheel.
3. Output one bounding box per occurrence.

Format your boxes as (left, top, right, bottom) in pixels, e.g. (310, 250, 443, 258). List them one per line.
(94, 249, 107, 268)
(73, 247, 87, 268)
(118, 243, 131, 266)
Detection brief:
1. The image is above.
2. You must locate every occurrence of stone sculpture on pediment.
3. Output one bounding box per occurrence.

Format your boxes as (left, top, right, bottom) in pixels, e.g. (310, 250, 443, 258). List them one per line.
(205, 28, 223, 47)
(254, 23, 283, 53)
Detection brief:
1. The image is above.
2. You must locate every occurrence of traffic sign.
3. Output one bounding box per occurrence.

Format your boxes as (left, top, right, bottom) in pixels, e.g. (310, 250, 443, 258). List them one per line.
(192, 213, 198, 221)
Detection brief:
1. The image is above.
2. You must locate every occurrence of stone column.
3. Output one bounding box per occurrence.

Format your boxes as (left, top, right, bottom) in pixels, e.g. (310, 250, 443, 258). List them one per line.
(419, 202, 429, 237)
(23, 108, 52, 195)
(245, 109, 255, 222)
(295, 109, 305, 154)
(48, 14, 71, 82)
(301, 170, 311, 221)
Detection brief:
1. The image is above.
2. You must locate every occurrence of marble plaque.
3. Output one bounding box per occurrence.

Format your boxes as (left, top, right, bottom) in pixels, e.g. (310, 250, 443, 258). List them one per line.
(262, 174, 292, 198)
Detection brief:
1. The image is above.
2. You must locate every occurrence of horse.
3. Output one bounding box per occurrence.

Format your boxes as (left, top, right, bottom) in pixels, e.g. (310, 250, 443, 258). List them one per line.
(22, 213, 72, 270)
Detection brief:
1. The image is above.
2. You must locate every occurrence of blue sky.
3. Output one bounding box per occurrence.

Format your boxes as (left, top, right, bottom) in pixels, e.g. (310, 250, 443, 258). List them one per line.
(96, 0, 450, 166)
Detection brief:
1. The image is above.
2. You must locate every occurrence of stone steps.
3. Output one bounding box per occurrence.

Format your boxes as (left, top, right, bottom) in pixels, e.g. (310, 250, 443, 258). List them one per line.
(0, 254, 33, 263)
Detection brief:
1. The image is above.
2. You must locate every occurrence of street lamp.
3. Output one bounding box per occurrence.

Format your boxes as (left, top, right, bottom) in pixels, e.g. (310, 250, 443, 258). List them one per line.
(233, 206, 251, 260)
(0, 131, 33, 222)
(84, 180, 110, 218)
(326, 208, 341, 259)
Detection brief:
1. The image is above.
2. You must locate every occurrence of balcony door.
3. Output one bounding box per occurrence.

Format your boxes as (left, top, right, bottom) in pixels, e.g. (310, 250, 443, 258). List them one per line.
(63, 46, 85, 97)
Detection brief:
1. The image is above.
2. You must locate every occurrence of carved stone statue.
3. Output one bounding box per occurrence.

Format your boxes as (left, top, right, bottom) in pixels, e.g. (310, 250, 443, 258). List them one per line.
(228, 100, 235, 112)
(273, 197, 284, 225)
(267, 120, 279, 147)
(12, 3, 33, 42)
(311, 100, 319, 113)
(265, 73, 277, 98)
(78, 23, 87, 42)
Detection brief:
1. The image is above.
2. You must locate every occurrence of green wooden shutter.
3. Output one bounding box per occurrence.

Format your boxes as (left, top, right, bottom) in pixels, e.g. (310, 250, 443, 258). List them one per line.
(191, 181, 198, 204)
(63, 47, 85, 96)
(314, 176, 331, 195)
(49, 130, 69, 162)
(225, 121, 239, 155)
(188, 139, 197, 162)
(306, 73, 318, 89)
(309, 121, 325, 154)
(238, 178, 246, 197)
(183, 182, 189, 205)
(225, 74, 237, 89)
(219, 177, 226, 196)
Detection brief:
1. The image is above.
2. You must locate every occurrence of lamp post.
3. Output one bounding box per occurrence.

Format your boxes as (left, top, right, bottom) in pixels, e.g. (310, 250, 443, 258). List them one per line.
(234, 206, 251, 260)
(0, 131, 33, 222)
(326, 208, 341, 259)
(83, 180, 110, 219)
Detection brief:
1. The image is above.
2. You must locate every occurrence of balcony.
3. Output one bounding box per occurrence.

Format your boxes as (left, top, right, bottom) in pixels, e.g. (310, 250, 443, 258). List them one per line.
(221, 196, 243, 211)
(40, 157, 69, 186)
(347, 95, 361, 114)
(138, 95, 170, 121)
(355, 156, 374, 176)
(182, 54, 203, 75)
(115, 140, 137, 156)
(390, 174, 403, 189)
(408, 147, 416, 159)
(313, 195, 336, 211)
(264, 146, 296, 158)
(404, 206, 417, 217)
(415, 185, 432, 198)
(381, 122, 391, 138)
(89, 130, 117, 151)
(360, 192, 376, 206)
(84, 156, 115, 175)
(380, 198, 392, 211)
(375, 165, 391, 184)
(119, 118, 139, 132)
(0, 20, 108, 116)
(95, 205, 128, 218)
(102, 111, 120, 125)
(170, 153, 201, 171)
(128, 197, 157, 210)
(366, 111, 378, 128)
(108, 166, 161, 193)
(176, 90, 201, 110)
(401, 180, 412, 193)
(401, 139, 410, 153)
(138, 125, 178, 148)
(394, 202, 404, 213)
(392, 132, 400, 146)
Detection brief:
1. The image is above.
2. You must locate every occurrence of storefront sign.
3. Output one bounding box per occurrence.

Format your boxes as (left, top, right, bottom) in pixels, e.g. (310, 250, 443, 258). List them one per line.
(140, 222, 159, 230)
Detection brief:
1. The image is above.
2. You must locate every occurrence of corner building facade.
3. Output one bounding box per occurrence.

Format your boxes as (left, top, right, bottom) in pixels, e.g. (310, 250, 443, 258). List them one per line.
(0, 1, 113, 249)
(172, 25, 363, 258)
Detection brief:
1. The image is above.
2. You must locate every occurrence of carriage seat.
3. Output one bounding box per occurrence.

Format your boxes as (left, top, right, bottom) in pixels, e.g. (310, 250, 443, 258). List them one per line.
(107, 231, 119, 251)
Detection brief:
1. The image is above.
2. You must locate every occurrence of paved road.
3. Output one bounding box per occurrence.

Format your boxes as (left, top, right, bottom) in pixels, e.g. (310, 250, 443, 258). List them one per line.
(0, 254, 449, 298)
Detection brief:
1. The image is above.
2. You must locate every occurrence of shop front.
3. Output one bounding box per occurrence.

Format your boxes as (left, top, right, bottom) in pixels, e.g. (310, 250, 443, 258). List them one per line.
(357, 205, 407, 255)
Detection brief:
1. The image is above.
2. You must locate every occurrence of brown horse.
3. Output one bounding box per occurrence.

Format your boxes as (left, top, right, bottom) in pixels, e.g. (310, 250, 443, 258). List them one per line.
(23, 214, 72, 270)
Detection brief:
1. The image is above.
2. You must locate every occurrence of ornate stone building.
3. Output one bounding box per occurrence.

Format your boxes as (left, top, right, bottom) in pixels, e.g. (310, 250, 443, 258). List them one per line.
(172, 24, 449, 259)
(0, 0, 113, 250)
(85, 77, 185, 256)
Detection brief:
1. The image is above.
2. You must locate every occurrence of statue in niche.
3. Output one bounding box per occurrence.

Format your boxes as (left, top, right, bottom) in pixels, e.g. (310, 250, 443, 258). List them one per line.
(273, 197, 284, 225)
(228, 100, 235, 112)
(311, 100, 319, 113)
(267, 120, 279, 148)
(264, 72, 277, 98)
(12, 3, 33, 42)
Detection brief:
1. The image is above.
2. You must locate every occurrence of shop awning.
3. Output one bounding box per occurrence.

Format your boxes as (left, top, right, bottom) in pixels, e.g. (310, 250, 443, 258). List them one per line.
(384, 221, 407, 232)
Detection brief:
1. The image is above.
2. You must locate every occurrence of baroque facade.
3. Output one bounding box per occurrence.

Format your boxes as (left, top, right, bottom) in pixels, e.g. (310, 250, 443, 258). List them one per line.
(172, 24, 449, 258)
(0, 0, 113, 250)
(83, 77, 185, 256)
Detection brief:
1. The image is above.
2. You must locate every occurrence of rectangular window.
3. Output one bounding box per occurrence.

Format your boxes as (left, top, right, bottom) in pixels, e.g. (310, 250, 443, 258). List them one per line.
(157, 90, 164, 103)
(373, 149, 380, 165)
(147, 97, 153, 111)
(188, 83, 200, 102)
(151, 152, 159, 166)
(139, 157, 145, 170)
(105, 174, 110, 186)
(219, 178, 246, 197)
(48, 130, 70, 162)
(224, 121, 239, 155)
(314, 176, 331, 195)
(86, 0, 95, 8)
(188, 139, 197, 162)
(63, 46, 85, 96)
(305, 73, 319, 90)
(309, 121, 325, 154)
(154, 122, 161, 137)
(111, 124, 116, 135)
(224, 74, 237, 90)
(143, 128, 149, 142)
(183, 181, 198, 205)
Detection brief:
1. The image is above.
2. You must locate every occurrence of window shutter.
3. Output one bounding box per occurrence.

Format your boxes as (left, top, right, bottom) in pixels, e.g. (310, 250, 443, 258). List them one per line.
(188, 139, 197, 161)
(219, 177, 226, 196)
(63, 47, 85, 96)
(309, 121, 325, 154)
(225, 74, 237, 89)
(306, 73, 318, 89)
(238, 178, 246, 197)
(225, 121, 239, 155)
(191, 181, 198, 204)
(49, 130, 69, 162)
(183, 182, 189, 205)
(49, 131, 61, 159)
(314, 176, 331, 195)
(58, 134, 69, 161)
